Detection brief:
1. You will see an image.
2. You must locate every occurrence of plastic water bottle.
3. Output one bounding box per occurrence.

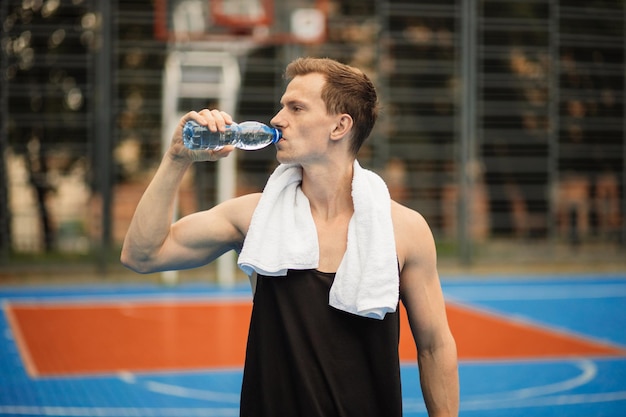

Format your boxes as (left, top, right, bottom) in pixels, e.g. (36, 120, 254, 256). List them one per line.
(182, 120, 281, 151)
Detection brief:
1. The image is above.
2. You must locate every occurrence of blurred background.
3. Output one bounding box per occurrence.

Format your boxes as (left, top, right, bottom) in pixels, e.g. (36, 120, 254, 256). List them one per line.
(1, 0, 625, 283)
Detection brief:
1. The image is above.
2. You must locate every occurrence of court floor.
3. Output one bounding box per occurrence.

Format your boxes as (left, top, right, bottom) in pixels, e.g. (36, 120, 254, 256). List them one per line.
(1, 273, 625, 416)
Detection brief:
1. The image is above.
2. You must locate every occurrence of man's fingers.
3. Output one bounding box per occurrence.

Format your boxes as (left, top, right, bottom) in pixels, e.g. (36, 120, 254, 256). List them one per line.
(188, 146, 235, 162)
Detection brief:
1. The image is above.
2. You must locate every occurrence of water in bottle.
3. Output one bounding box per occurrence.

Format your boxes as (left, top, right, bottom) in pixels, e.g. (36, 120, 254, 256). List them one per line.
(183, 120, 281, 151)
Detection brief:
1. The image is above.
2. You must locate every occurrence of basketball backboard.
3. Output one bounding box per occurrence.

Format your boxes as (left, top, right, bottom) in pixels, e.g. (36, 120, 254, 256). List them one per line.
(154, 0, 328, 44)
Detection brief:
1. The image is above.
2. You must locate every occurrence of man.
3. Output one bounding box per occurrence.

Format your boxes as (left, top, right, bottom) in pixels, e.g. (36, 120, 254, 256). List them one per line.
(121, 57, 459, 416)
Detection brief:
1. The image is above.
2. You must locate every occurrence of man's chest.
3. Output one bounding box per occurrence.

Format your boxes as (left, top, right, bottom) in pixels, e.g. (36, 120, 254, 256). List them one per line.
(314, 216, 350, 273)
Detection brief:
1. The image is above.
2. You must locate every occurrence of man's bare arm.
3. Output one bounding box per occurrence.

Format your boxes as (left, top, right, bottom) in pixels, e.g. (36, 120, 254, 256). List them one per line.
(120, 109, 255, 274)
(394, 203, 460, 417)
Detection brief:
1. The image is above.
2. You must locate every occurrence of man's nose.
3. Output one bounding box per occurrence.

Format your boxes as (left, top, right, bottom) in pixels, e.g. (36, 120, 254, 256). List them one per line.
(270, 110, 284, 129)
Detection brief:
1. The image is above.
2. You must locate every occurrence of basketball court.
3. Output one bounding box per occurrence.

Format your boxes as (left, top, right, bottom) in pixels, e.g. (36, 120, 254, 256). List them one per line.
(2, 0, 625, 415)
(2, 273, 625, 416)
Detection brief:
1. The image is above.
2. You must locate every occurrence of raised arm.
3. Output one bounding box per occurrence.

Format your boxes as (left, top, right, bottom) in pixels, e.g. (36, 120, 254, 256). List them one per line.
(394, 203, 459, 417)
(120, 109, 259, 274)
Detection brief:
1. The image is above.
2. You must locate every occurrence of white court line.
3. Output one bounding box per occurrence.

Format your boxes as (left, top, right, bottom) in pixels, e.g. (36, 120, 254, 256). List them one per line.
(0, 283, 254, 307)
(0, 406, 238, 416)
(145, 381, 241, 403)
(444, 283, 626, 301)
(443, 298, 626, 352)
(1, 292, 253, 307)
(119, 370, 240, 403)
(2, 301, 39, 378)
(404, 359, 626, 413)
(461, 359, 596, 402)
(457, 390, 626, 411)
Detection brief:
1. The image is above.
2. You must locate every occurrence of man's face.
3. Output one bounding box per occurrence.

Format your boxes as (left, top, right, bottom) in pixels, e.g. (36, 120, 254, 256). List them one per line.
(271, 73, 338, 165)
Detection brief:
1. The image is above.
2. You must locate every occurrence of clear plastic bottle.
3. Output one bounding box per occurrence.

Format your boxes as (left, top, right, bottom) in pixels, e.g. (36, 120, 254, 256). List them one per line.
(182, 120, 281, 151)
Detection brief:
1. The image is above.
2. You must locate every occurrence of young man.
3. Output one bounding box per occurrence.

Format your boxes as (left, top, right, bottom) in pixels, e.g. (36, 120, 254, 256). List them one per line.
(121, 57, 459, 416)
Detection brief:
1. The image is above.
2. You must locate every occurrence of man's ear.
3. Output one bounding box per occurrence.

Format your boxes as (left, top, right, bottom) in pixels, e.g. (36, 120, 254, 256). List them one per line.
(330, 114, 353, 141)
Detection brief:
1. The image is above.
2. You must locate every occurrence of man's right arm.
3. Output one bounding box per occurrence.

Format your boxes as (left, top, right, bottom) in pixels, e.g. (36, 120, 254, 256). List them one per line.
(120, 110, 258, 274)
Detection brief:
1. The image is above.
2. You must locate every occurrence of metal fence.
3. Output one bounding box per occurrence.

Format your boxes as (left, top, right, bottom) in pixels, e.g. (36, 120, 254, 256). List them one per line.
(1, 0, 624, 274)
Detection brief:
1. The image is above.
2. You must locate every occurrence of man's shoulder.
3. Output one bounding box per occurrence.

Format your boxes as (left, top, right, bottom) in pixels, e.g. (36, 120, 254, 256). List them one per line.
(233, 192, 263, 207)
(390, 200, 438, 278)
(217, 192, 262, 214)
(390, 200, 429, 229)
(216, 193, 263, 234)
(390, 200, 435, 260)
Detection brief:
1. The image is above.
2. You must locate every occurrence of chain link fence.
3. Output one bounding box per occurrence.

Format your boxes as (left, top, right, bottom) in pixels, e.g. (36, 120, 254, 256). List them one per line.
(1, 0, 624, 278)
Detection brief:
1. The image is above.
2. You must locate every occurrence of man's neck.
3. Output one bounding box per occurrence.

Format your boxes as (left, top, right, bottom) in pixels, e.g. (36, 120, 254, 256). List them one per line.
(301, 159, 355, 221)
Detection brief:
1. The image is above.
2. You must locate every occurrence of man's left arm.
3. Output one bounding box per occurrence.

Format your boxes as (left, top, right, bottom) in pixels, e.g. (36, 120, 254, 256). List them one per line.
(395, 204, 459, 417)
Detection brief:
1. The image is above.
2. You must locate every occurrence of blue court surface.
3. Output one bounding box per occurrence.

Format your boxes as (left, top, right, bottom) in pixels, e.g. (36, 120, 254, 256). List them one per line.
(1, 273, 625, 416)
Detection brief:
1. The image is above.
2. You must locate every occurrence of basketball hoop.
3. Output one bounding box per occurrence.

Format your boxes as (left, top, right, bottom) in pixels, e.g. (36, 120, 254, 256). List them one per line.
(211, 0, 272, 28)
(153, 0, 328, 45)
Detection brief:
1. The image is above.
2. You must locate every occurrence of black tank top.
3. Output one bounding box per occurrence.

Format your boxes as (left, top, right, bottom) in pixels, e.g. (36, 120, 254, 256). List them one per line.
(240, 269, 402, 417)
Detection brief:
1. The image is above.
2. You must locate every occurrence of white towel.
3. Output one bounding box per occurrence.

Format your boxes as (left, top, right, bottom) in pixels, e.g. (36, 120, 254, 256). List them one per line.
(238, 160, 399, 319)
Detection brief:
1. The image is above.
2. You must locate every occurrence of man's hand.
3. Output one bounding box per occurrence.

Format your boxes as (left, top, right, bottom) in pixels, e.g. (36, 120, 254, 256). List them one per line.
(169, 109, 236, 162)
